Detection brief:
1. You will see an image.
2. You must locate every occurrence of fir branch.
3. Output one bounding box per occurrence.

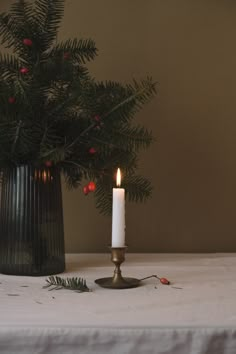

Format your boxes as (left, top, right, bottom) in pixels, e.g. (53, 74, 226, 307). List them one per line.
(103, 77, 157, 121)
(34, 0, 65, 51)
(104, 125, 154, 152)
(0, 0, 157, 212)
(50, 38, 98, 64)
(43, 275, 90, 292)
(13, 78, 34, 113)
(0, 53, 20, 81)
(61, 162, 82, 189)
(0, 1, 35, 55)
(123, 175, 153, 203)
(0, 12, 19, 49)
(46, 93, 78, 120)
(64, 120, 97, 151)
(94, 177, 113, 215)
(10, 0, 34, 28)
(39, 145, 68, 163)
(11, 120, 23, 154)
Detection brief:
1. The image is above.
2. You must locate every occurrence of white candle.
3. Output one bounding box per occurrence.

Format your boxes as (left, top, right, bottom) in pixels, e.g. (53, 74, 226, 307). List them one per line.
(112, 168, 125, 247)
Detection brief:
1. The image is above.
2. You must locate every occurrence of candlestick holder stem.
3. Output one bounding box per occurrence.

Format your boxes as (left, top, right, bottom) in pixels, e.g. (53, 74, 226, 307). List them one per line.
(95, 247, 140, 289)
(113, 263, 122, 282)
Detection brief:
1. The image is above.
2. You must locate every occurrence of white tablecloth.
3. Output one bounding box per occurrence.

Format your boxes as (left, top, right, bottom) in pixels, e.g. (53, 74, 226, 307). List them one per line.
(1, 253, 236, 354)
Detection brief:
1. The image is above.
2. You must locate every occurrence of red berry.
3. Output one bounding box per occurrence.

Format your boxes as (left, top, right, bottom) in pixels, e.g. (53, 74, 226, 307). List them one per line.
(160, 277, 170, 285)
(23, 38, 33, 46)
(83, 185, 90, 195)
(63, 52, 70, 60)
(88, 181, 96, 192)
(94, 115, 101, 122)
(89, 147, 96, 154)
(93, 115, 104, 130)
(45, 161, 52, 167)
(20, 67, 29, 74)
(8, 97, 16, 104)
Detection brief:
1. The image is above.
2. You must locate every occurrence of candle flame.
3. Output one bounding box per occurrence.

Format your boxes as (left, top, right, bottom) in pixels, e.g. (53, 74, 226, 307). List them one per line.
(116, 168, 121, 187)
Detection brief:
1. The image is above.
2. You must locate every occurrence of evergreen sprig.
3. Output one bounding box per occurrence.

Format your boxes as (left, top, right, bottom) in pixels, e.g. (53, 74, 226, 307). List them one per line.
(44, 275, 90, 292)
(51, 38, 98, 63)
(0, 0, 157, 214)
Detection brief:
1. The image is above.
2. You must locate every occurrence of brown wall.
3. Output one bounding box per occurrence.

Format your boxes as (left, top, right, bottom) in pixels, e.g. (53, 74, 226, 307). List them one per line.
(1, 0, 236, 252)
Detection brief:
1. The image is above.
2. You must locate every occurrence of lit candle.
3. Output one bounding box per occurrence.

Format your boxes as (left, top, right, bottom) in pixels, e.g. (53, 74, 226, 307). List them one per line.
(112, 168, 125, 247)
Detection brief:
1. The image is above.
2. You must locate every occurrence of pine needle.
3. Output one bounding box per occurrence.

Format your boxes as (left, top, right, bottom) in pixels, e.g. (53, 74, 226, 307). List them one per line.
(43, 275, 90, 293)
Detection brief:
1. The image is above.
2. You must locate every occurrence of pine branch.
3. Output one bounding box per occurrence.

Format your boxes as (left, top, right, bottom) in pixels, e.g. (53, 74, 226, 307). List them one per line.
(43, 275, 90, 292)
(104, 125, 154, 152)
(0, 53, 20, 81)
(94, 176, 113, 215)
(34, 0, 65, 51)
(0, 0, 157, 212)
(10, 0, 34, 28)
(61, 162, 82, 189)
(64, 117, 97, 151)
(78, 78, 157, 126)
(39, 145, 68, 163)
(13, 78, 34, 113)
(0, 1, 35, 55)
(123, 175, 153, 203)
(0, 12, 22, 50)
(103, 77, 157, 122)
(38, 58, 75, 86)
(78, 80, 134, 121)
(50, 38, 98, 64)
(11, 120, 23, 153)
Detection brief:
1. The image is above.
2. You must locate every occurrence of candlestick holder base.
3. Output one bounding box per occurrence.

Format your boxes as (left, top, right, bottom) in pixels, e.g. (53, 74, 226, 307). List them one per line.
(95, 247, 140, 289)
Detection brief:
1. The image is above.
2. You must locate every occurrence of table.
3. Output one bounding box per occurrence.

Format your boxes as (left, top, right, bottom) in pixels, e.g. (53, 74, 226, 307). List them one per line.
(1, 253, 236, 354)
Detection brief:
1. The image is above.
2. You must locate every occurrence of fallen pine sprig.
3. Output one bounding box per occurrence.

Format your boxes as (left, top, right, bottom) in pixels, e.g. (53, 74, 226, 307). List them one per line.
(43, 276, 90, 293)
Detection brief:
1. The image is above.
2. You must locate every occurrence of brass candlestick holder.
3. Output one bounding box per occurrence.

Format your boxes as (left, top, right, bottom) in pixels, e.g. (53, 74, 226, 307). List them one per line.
(95, 247, 140, 289)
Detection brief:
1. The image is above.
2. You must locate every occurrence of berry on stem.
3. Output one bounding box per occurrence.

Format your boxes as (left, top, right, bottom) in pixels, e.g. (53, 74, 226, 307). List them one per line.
(45, 161, 52, 167)
(88, 181, 96, 192)
(89, 147, 96, 155)
(63, 52, 70, 60)
(140, 275, 170, 285)
(20, 67, 29, 74)
(93, 115, 104, 130)
(23, 38, 33, 46)
(94, 115, 101, 122)
(8, 97, 16, 104)
(160, 277, 170, 285)
(83, 185, 90, 195)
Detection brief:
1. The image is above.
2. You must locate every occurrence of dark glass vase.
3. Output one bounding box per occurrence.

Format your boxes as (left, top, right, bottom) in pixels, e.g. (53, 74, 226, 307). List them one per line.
(0, 165, 65, 276)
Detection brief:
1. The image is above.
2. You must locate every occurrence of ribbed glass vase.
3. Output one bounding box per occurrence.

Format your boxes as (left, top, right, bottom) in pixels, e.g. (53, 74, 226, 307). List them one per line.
(0, 165, 65, 276)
